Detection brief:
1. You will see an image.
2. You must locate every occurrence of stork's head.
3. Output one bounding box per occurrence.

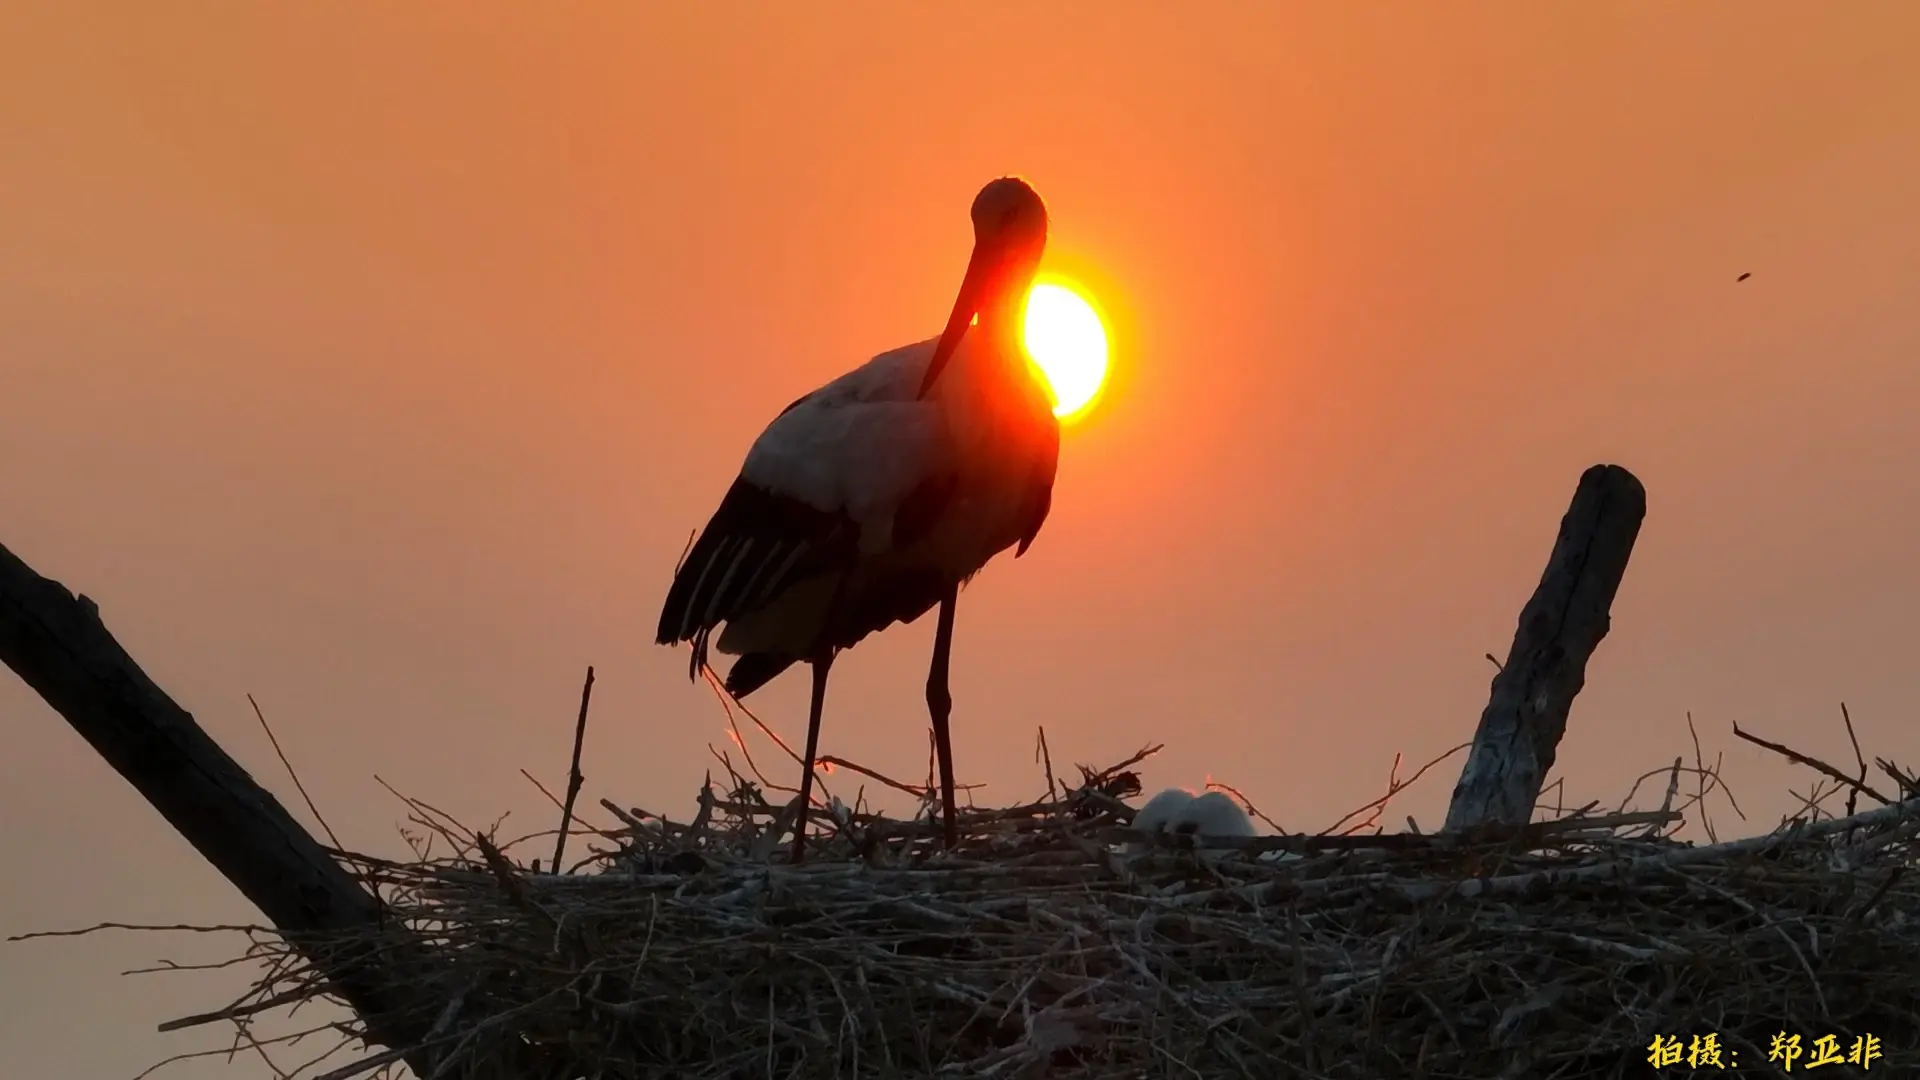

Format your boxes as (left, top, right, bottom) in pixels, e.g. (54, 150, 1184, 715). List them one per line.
(918, 177, 1051, 398)
(970, 177, 1050, 273)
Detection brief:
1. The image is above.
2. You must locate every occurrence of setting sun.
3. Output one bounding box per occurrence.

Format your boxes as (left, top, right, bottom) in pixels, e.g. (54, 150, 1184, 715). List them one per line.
(1022, 280, 1111, 421)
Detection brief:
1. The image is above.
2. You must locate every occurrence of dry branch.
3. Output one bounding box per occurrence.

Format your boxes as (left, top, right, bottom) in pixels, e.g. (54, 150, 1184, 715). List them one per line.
(550, 664, 597, 873)
(1446, 463, 1647, 830)
(1733, 719, 1893, 807)
(0, 539, 534, 1078)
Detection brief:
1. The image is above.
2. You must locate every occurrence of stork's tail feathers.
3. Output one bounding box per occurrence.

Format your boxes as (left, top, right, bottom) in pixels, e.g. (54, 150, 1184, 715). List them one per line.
(723, 653, 797, 699)
(686, 627, 712, 682)
(670, 624, 791, 699)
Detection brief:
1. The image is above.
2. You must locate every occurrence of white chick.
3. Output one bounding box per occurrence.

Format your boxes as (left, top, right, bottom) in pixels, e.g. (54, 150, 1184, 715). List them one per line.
(1172, 791, 1256, 841)
(1126, 788, 1256, 861)
(1131, 787, 1196, 835)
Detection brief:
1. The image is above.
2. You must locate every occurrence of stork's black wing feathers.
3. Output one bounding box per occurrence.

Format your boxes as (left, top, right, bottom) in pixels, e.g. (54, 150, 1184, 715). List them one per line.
(891, 470, 959, 550)
(655, 475, 860, 649)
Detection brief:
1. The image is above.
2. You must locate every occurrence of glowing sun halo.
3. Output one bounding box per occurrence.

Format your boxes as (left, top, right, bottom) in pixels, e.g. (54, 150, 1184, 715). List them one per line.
(1021, 280, 1110, 421)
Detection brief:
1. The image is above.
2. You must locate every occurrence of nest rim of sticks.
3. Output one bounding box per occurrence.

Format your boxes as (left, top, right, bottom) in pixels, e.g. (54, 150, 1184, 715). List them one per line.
(76, 730, 1920, 1080)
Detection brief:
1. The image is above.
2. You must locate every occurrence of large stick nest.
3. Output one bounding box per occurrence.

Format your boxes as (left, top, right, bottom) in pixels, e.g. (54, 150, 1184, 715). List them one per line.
(144, 742, 1920, 1080)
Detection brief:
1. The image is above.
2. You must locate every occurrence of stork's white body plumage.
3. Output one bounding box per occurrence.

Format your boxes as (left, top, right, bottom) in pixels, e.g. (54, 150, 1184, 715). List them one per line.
(657, 176, 1061, 861)
(705, 333, 1057, 668)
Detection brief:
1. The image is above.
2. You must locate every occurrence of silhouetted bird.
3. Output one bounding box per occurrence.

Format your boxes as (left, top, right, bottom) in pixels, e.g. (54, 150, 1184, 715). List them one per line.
(656, 178, 1063, 862)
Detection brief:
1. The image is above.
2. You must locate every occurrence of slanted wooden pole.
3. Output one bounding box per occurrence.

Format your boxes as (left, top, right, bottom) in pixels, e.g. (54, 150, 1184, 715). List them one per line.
(1444, 464, 1647, 832)
(0, 539, 515, 1076)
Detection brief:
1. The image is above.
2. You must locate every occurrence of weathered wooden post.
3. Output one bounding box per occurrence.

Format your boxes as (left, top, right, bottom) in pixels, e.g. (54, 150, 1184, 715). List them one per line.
(0, 539, 526, 1076)
(1444, 464, 1647, 832)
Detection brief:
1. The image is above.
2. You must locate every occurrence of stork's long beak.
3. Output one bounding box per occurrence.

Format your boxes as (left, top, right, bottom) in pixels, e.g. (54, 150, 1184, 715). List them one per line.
(916, 242, 998, 399)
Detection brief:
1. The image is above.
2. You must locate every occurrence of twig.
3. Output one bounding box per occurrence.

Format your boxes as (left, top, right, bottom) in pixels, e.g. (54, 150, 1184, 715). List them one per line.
(817, 755, 929, 800)
(1203, 780, 1285, 834)
(519, 770, 615, 854)
(247, 694, 343, 852)
(1879, 758, 1920, 799)
(159, 985, 315, 1032)
(1541, 776, 1567, 815)
(310, 1046, 408, 1080)
(374, 776, 478, 854)
(1686, 711, 1715, 843)
(519, 769, 564, 811)
(1633, 756, 1685, 838)
(1731, 721, 1891, 806)
(551, 665, 597, 873)
(1323, 742, 1468, 835)
(1076, 743, 1163, 785)
(700, 665, 808, 799)
(131, 1023, 341, 1080)
(1036, 726, 1057, 801)
(1842, 702, 1868, 820)
(10, 921, 268, 942)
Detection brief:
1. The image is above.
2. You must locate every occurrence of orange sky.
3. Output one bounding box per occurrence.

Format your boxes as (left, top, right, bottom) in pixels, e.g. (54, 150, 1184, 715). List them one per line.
(4, 5, 1919, 1076)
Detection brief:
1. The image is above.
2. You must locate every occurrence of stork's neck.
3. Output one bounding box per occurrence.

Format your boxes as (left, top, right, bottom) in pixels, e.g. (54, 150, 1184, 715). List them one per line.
(978, 272, 1040, 361)
(964, 281, 1055, 423)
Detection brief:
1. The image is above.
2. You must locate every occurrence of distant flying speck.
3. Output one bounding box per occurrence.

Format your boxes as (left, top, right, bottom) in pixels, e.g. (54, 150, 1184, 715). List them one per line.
(1737, 272, 1751, 282)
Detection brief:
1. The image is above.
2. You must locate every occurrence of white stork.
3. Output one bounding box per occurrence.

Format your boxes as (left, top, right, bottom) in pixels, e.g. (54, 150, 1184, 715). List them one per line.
(656, 177, 1061, 862)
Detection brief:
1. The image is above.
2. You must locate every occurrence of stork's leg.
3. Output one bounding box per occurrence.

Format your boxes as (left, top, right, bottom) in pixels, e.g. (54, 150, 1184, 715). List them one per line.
(925, 584, 960, 849)
(790, 651, 834, 864)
